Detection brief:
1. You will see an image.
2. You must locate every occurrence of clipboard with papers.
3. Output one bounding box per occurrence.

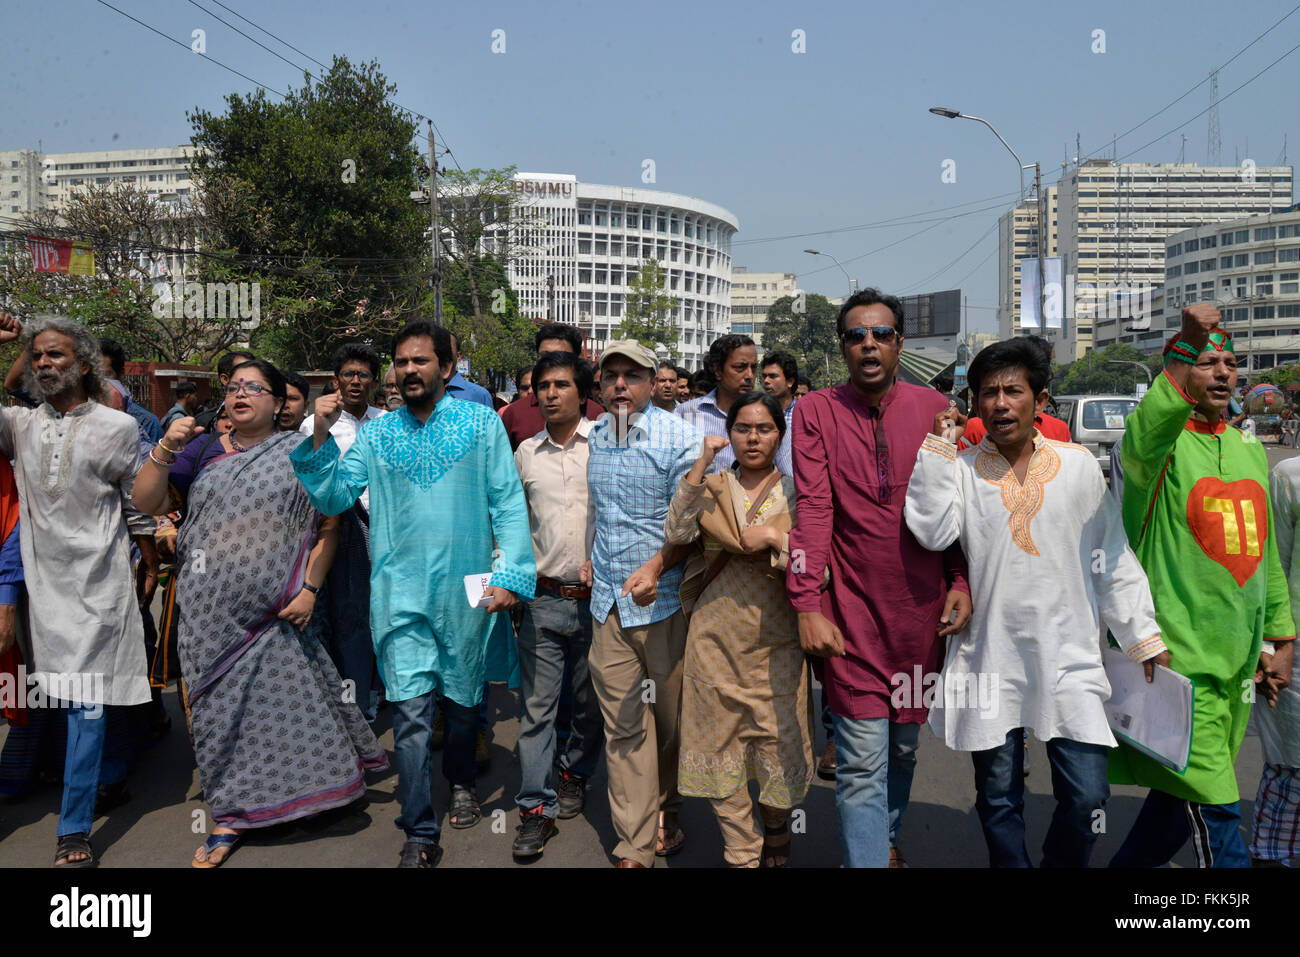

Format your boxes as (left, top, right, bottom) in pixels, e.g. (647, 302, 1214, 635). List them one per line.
(1102, 647, 1195, 774)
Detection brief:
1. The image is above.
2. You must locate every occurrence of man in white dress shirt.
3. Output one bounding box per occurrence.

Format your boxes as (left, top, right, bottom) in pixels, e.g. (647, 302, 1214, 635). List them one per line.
(299, 343, 386, 722)
(510, 350, 603, 859)
(905, 337, 1168, 867)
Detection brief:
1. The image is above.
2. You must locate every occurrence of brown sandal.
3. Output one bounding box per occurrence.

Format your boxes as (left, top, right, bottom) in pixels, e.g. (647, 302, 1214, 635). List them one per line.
(655, 811, 685, 857)
(761, 824, 791, 868)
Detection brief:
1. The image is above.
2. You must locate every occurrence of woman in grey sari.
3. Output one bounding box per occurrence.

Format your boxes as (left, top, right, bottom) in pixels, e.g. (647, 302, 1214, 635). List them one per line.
(133, 359, 386, 867)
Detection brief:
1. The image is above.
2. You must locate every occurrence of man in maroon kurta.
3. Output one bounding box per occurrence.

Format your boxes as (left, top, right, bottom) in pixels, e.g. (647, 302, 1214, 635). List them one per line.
(788, 288, 971, 868)
(500, 322, 603, 451)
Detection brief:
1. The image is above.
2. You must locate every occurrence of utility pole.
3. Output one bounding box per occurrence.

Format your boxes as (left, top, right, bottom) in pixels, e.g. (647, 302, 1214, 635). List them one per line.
(427, 121, 443, 326)
(1035, 161, 1045, 342)
(546, 274, 555, 321)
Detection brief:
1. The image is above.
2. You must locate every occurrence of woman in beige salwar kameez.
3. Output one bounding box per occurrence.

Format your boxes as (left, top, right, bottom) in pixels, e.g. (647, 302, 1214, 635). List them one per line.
(665, 392, 815, 867)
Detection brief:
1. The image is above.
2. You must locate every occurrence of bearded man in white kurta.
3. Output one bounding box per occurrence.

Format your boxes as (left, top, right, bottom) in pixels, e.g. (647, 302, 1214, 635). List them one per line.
(904, 337, 1166, 868)
(0, 313, 149, 867)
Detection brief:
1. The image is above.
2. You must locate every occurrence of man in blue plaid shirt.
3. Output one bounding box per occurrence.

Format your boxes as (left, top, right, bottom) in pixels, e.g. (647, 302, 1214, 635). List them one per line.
(587, 340, 701, 868)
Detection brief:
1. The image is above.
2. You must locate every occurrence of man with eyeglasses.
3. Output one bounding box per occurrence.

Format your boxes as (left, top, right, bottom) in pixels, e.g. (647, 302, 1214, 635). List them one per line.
(299, 343, 387, 723)
(787, 288, 972, 868)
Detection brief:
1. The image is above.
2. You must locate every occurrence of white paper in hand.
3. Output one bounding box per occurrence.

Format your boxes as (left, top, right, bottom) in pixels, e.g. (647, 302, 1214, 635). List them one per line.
(463, 572, 494, 609)
(1102, 647, 1194, 773)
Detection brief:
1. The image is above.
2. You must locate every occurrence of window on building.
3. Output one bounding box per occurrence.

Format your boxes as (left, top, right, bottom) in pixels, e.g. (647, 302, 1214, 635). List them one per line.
(1280, 272, 1299, 294)
(1235, 254, 1249, 268)
(594, 211, 606, 227)
(1220, 256, 1233, 270)
(1254, 305, 1276, 320)
(1221, 232, 1234, 246)
(1256, 226, 1276, 241)
(1202, 235, 1217, 248)
(578, 239, 591, 254)
(1185, 261, 1198, 275)
(1184, 238, 1199, 253)
(1236, 230, 1250, 244)
(1257, 250, 1276, 266)
(1167, 243, 1182, 257)
(578, 211, 592, 225)
(1279, 304, 1300, 319)
(1256, 274, 1274, 295)
(1279, 247, 1299, 263)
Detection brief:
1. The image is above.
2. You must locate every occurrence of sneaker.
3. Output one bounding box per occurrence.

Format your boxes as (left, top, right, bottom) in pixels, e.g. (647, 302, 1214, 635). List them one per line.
(512, 807, 557, 859)
(556, 769, 586, 819)
(475, 728, 490, 770)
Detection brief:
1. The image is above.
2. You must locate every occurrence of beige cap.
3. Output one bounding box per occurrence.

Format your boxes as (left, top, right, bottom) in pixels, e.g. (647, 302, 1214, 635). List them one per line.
(597, 339, 658, 371)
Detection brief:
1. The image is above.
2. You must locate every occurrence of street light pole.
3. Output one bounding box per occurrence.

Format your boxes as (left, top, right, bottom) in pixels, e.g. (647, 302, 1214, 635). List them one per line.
(804, 249, 855, 294)
(929, 107, 1040, 336)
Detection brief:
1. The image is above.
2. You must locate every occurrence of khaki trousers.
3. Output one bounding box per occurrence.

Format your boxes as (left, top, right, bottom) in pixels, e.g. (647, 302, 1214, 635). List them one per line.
(589, 607, 687, 867)
(711, 788, 792, 868)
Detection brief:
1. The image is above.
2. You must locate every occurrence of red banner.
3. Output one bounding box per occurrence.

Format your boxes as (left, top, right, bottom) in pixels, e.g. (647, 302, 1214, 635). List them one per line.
(26, 236, 95, 276)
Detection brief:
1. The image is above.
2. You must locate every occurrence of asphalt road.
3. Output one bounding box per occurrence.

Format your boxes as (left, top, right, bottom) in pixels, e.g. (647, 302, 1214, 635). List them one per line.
(1, 444, 1295, 869)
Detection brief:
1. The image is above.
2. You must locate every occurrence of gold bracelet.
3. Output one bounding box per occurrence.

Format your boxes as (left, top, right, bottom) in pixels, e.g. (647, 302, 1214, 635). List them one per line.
(157, 439, 183, 455)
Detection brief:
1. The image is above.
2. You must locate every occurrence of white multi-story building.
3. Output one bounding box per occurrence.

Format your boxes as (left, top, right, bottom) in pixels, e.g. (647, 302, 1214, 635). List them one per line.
(996, 187, 1063, 352)
(729, 267, 797, 348)
(498, 173, 738, 370)
(1059, 159, 1292, 356)
(1143, 208, 1300, 374)
(1, 145, 198, 215)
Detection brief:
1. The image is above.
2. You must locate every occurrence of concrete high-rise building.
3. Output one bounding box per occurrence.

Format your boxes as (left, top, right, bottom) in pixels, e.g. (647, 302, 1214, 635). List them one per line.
(1144, 208, 1300, 374)
(997, 187, 1061, 350)
(1059, 159, 1292, 356)
(485, 172, 738, 370)
(729, 267, 797, 348)
(0, 145, 198, 216)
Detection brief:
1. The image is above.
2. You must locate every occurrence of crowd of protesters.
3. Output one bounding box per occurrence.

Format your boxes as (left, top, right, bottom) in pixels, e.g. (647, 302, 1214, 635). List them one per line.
(0, 294, 1294, 870)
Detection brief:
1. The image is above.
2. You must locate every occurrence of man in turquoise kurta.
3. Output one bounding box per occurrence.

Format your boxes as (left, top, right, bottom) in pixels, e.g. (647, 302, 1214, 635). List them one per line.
(291, 320, 535, 868)
(1110, 304, 1295, 868)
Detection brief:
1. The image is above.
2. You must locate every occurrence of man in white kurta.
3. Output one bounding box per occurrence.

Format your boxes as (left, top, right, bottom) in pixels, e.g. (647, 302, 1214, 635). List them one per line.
(0, 313, 149, 861)
(904, 339, 1165, 867)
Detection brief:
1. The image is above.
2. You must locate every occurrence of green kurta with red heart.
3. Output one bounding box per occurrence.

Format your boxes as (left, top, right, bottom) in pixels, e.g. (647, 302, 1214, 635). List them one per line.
(1113, 371, 1295, 804)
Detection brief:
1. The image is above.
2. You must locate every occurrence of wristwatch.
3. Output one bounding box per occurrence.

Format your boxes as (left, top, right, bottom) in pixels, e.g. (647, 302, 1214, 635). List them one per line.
(302, 583, 319, 595)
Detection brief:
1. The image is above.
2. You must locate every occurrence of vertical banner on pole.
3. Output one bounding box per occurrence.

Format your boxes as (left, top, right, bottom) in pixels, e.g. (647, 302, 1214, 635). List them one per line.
(1019, 257, 1040, 329)
(1043, 257, 1063, 330)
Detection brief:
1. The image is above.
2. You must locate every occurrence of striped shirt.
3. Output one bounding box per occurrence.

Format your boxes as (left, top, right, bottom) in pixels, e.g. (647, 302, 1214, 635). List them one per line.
(588, 403, 701, 626)
(674, 389, 793, 476)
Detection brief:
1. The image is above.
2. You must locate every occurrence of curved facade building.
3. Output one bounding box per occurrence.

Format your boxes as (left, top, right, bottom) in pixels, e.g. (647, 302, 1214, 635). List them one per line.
(504, 173, 739, 370)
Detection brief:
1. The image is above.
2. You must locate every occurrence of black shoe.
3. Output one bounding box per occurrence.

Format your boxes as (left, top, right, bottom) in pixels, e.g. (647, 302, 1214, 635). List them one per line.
(556, 769, 586, 820)
(512, 808, 557, 859)
(398, 841, 442, 868)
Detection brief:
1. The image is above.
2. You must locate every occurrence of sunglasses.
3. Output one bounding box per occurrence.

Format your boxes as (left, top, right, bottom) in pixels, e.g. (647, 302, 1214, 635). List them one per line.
(337, 370, 374, 381)
(841, 325, 899, 345)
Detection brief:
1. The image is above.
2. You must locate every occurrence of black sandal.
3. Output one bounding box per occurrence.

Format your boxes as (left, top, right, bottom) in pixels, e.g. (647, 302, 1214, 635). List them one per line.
(54, 832, 96, 868)
(449, 785, 481, 829)
(761, 823, 791, 869)
(398, 841, 442, 868)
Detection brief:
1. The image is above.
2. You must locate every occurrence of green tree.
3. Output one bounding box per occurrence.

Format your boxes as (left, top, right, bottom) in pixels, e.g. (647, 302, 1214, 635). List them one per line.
(0, 183, 248, 363)
(188, 56, 428, 368)
(617, 259, 677, 352)
(760, 293, 846, 388)
(437, 166, 540, 327)
(1057, 343, 1159, 395)
(440, 256, 538, 392)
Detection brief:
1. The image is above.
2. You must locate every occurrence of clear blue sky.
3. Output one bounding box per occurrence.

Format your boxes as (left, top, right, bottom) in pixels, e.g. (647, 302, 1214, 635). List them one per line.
(3, 0, 1298, 332)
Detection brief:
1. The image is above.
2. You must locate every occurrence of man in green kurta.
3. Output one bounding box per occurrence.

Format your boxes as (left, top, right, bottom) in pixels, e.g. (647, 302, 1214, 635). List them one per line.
(1110, 303, 1296, 868)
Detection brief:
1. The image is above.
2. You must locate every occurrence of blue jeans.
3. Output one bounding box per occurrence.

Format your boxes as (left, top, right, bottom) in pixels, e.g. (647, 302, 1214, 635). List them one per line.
(515, 593, 604, 817)
(1109, 789, 1250, 868)
(971, 729, 1109, 868)
(59, 705, 126, 838)
(390, 691, 478, 845)
(832, 714, 920, 867)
